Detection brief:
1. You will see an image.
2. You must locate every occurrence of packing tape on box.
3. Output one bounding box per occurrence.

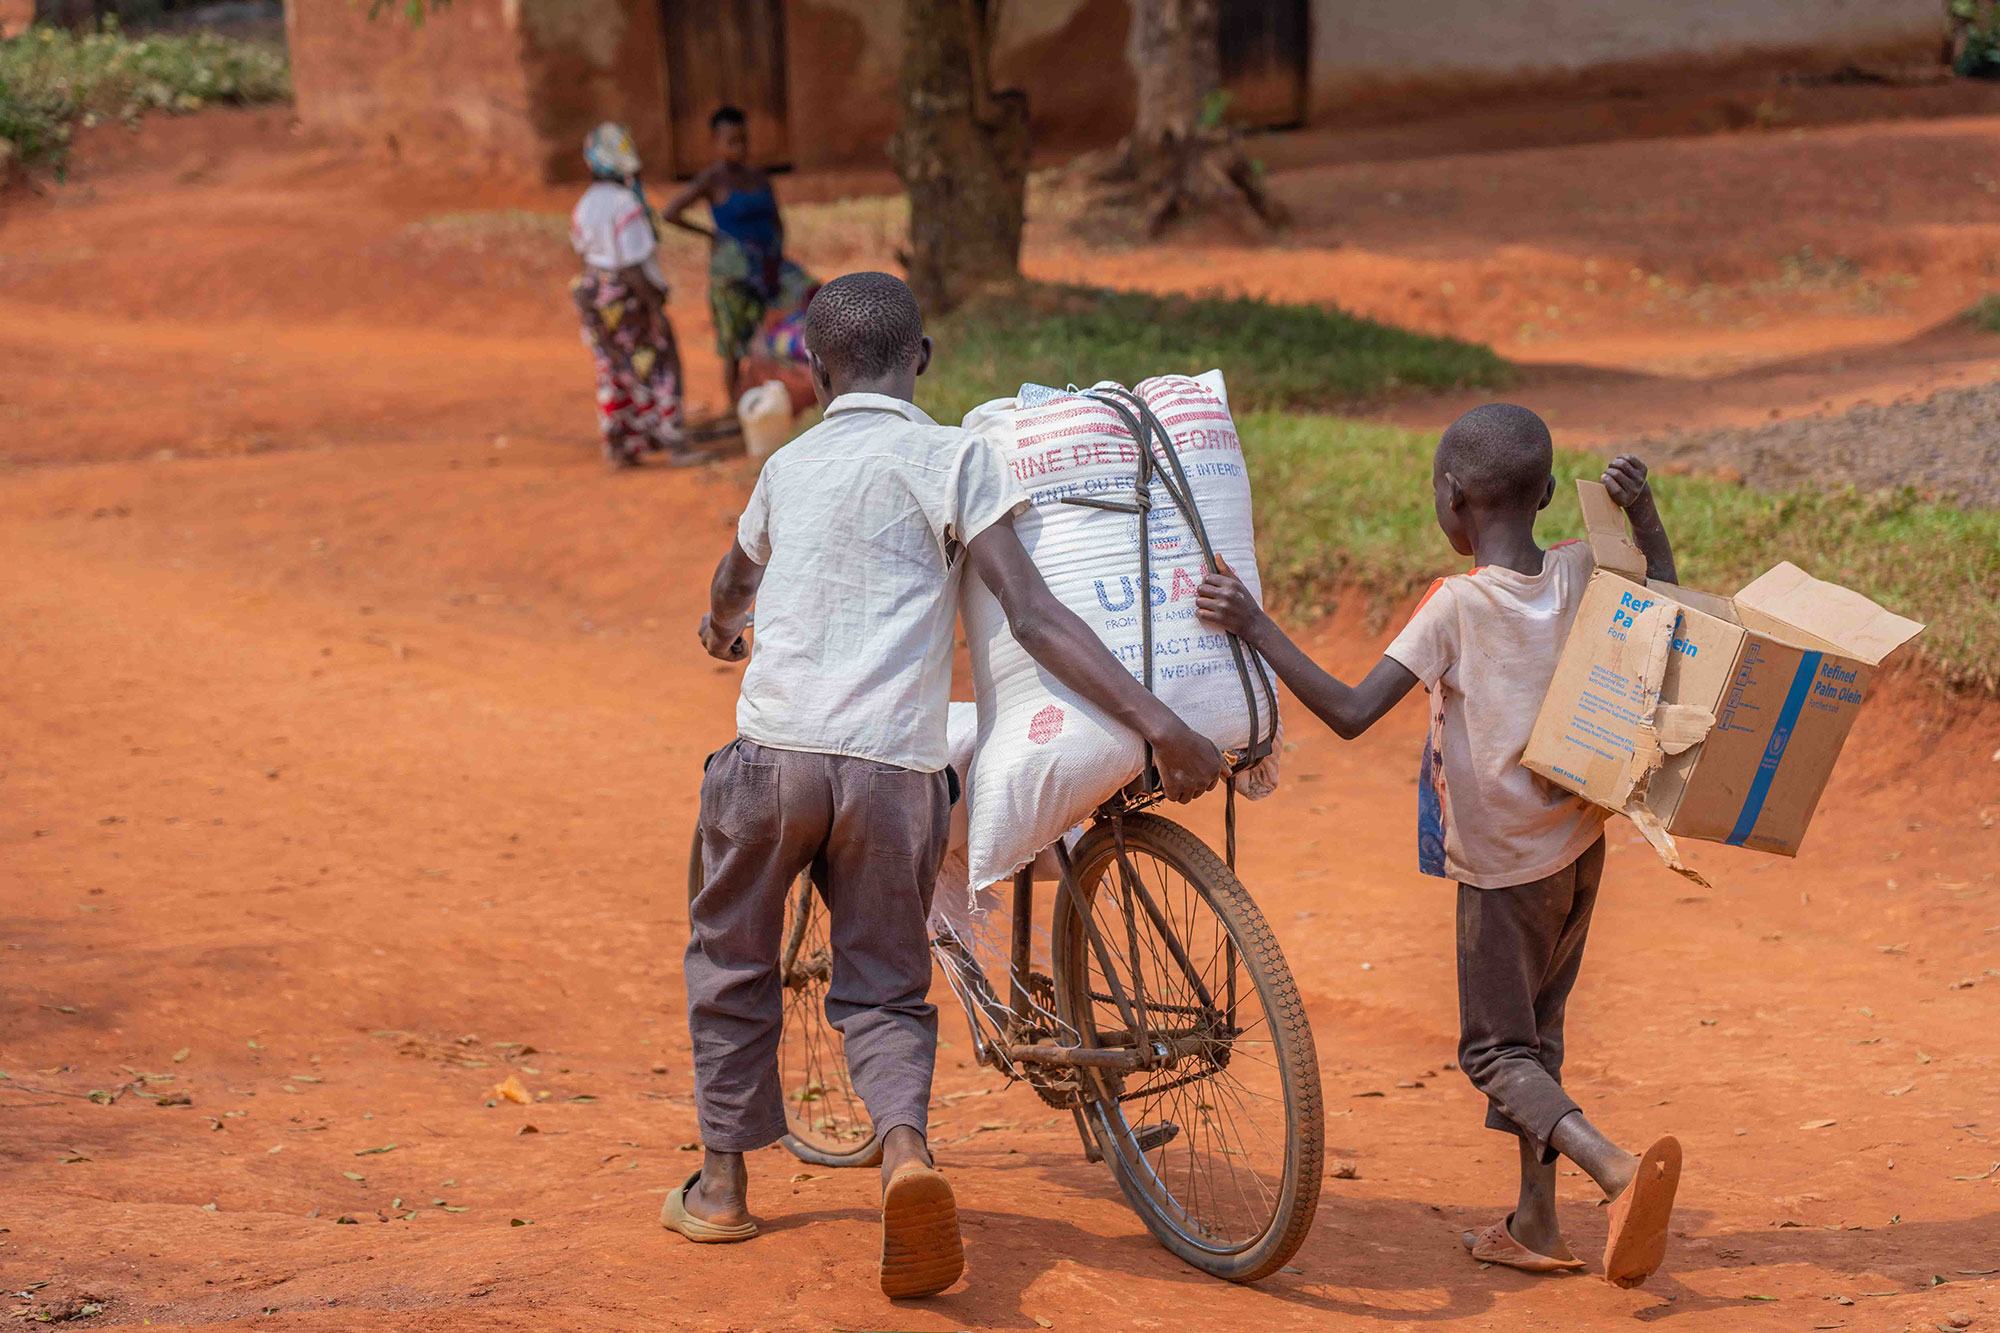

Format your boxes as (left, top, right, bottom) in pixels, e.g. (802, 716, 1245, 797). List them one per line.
(1617, 600, 1714, 887)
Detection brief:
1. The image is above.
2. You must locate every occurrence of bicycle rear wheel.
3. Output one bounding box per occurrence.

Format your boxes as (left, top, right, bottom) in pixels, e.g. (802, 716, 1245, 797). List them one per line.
(686, 830, 879, 1167)
(1050, 813, 1322, 1282)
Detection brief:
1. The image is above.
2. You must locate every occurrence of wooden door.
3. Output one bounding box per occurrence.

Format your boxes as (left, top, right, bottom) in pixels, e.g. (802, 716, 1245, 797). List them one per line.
(1218, 0, 1308, 129)
(660, 0, 791, 176)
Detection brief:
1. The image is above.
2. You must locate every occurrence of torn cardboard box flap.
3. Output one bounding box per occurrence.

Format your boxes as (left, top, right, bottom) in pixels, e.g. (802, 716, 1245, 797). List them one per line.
(1524, 481, 1925, 875)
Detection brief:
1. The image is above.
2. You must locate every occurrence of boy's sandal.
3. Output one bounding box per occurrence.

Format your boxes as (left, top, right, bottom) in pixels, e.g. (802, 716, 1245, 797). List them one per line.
(660, 1169, 758, 1244)
(1602, 1135, 1683, 1288)
(1461, 1214, 1586, 1273)
(879, 1161, 964, 1299)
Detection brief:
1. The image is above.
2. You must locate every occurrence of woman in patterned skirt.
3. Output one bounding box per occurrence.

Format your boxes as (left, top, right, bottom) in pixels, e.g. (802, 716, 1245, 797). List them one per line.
(569, 123, 701, 468)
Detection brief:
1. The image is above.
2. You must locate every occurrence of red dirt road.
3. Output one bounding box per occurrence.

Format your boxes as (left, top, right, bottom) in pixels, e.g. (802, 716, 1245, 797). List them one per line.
(3, 110, 1998, 1330)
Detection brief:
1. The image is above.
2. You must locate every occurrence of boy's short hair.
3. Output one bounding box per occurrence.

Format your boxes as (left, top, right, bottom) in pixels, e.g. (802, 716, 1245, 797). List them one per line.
(710, 104, 747, 132)
(1437, 403, 1554, 508)
(805, 272, 924, 381)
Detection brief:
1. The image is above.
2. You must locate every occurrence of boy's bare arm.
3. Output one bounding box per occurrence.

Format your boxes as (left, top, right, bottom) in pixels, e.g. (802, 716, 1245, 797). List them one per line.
(1603, 454, 1676, 586)
(965, 516, 1223, 804)
(1195, 562, 1419, 740)
(700, 540, 763, 661)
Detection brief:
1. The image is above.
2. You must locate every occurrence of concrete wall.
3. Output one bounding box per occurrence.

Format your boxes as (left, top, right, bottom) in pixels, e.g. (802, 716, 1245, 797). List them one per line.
(784, 0, 1133, 170)
(286, 0, 670, 181)
(515, 0, 671, 182)
(288, 0, 542, 176)
(289, 0, 1949, 181)
(1307, 0, 1945, 114)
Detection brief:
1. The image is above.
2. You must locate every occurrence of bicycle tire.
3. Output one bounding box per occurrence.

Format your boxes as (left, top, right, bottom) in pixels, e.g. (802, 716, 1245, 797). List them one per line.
(1050, 813, 1322, 1282)
(686, 829, 881, 1168)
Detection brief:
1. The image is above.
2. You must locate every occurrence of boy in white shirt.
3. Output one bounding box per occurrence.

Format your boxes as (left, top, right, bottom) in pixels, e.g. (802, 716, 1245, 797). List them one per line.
(1195, 404, 1686, 1288)
(664, 272, 1223, 1299)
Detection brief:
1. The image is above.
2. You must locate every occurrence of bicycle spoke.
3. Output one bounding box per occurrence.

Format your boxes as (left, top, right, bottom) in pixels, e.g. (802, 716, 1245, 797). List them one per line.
(774, 885, 871, 1154)
(1070, 833, 1297, 1254)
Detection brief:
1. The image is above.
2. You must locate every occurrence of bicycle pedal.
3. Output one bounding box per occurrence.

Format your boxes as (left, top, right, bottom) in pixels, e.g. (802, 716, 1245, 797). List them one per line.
(1133, 1121, 1181, 1153)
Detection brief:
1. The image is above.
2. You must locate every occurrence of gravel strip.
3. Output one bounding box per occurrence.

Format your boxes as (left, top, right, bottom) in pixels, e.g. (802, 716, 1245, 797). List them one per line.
(1627, 379, 2000, 509)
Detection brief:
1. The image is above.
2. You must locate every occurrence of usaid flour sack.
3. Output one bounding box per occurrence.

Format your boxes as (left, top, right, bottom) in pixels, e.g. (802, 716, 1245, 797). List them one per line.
(958, 372, 1280, 890)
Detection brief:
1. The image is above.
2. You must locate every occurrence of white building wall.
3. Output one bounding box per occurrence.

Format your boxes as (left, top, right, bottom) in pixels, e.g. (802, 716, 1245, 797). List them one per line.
(1307, 0, 1941, 112)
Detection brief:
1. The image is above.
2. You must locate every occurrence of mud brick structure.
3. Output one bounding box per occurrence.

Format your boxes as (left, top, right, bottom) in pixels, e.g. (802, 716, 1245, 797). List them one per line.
(284, 0, 1944, 182)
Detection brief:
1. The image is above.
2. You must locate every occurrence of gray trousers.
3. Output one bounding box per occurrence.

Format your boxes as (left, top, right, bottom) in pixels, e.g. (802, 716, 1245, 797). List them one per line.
(1456, 836, 1605, 1164)
(685, 739, 951, 1152)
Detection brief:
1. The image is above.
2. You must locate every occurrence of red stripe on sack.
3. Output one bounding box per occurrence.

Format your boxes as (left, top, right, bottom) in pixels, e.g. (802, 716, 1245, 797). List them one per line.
(1018, 403, 1120, 423)
(1017, 407, 1122, 429)
(1015, 421, 1129, 448)
(1020, 403, 1124, 426)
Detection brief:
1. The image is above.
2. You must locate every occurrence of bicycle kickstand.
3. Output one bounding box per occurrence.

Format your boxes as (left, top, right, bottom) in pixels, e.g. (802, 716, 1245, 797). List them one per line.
(1071, 1107, 1103, 1164)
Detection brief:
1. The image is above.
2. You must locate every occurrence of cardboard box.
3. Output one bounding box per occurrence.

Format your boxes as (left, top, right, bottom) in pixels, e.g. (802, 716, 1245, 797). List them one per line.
(1523, 481, 1924, 872)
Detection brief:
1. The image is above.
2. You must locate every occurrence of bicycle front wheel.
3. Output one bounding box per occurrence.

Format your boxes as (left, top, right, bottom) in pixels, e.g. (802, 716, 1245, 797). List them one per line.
(1050, 813, 1323, 1282)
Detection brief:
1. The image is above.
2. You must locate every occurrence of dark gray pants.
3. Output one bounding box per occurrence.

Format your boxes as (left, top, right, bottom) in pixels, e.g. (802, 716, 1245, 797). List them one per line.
(1456, 836, 1605, 1164)
(685, 739, 951, 1153)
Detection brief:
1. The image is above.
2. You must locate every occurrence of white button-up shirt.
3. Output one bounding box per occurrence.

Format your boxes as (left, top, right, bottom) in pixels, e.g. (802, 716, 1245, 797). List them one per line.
(734, 392, 1027, 771)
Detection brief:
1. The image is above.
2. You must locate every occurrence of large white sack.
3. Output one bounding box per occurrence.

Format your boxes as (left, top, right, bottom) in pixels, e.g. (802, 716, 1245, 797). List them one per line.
(931, 702, 988, 943)
(933, 701, 1082, 942)
(958, 371, 1279, 890)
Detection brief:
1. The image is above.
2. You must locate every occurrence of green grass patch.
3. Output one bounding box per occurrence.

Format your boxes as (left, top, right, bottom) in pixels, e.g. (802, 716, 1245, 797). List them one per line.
(920, 283, 1509, 425)
(0, 23, 289, 173)
(1967, 294, 2000, 333)
(1245, 413, 1998, 689)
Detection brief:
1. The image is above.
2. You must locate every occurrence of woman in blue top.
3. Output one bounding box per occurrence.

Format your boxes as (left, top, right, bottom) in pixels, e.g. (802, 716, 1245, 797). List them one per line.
(661, 105, 817, 406)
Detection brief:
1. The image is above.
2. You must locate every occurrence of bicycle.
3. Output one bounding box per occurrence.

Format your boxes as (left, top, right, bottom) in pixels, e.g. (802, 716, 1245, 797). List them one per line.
(686, 385, 1324, 1282)
(689, 787, 1324, 1283)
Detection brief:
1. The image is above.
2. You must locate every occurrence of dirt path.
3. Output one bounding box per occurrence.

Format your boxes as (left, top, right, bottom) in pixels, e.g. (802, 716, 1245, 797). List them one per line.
(2, 108, 1998, 1330)
(4, 436, 1996, 1331)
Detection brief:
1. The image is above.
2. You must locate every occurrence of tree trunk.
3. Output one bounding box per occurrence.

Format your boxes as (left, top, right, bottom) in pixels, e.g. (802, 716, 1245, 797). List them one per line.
(1129, 0, 1221, 149)
(891, 0, 1030, 315)
(1111, 0, 1283, 236)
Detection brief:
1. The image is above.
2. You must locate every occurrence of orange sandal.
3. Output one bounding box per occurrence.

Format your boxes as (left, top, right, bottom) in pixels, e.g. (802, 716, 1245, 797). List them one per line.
(1602, 1136, 1683, 1288)
(1461, 1214, 1587, 1274)
(879, 1162, 964, 1299)
(659, 1170, 758, 1244)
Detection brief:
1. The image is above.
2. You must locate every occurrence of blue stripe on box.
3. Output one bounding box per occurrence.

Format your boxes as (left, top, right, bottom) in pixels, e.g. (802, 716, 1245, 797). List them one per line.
(1726, 650, 1823, 847)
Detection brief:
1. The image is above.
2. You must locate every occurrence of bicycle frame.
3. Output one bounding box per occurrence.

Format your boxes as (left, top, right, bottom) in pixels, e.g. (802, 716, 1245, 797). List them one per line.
(940, 805, 1231, 1085)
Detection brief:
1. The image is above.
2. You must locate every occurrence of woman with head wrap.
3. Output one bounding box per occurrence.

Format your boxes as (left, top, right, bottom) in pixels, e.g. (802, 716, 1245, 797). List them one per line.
(569, 123, 699, 468)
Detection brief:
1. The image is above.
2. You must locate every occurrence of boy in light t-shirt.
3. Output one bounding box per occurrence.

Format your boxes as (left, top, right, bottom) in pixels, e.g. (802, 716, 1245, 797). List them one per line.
(1195, 404, 1685, 1288)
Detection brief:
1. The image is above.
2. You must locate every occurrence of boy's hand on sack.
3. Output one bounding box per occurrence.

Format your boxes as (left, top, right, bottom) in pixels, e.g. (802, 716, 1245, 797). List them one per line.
(1150, 719, 1225, 804)
(1194, 557, 1266, 643)
(698, 614, 750, 662)
(1601, 454, 1654, 510)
